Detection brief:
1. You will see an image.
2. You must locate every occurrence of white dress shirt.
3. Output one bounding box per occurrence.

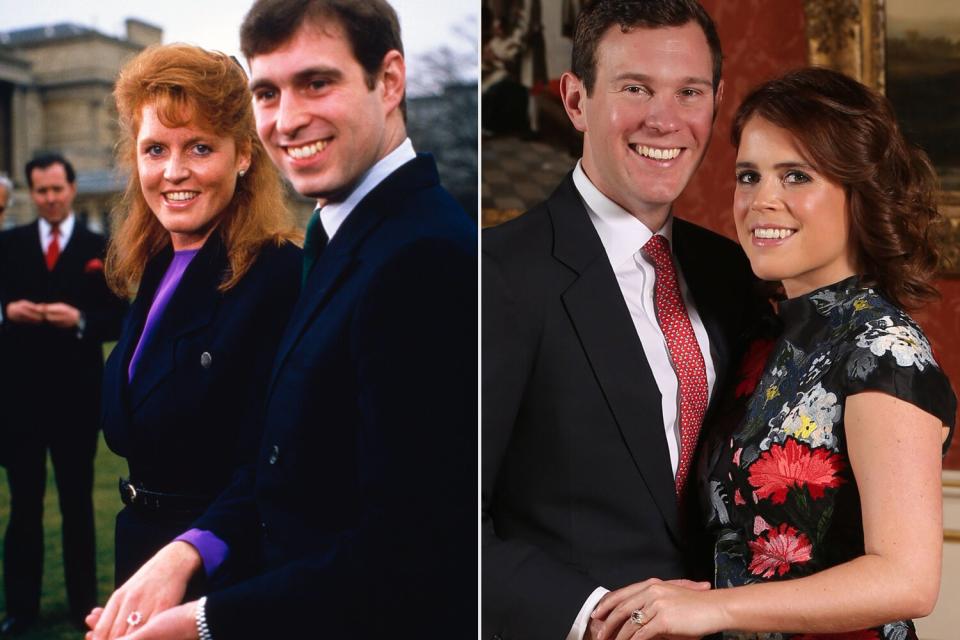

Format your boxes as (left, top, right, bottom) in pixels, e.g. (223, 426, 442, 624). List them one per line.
(317, 138, 417, 240)
(39, 212, 75, 253)
(566, 162, 717, 640)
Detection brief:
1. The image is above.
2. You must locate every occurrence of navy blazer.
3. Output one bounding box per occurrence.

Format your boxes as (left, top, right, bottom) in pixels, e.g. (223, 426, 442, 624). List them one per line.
(481, 175, 765, 640)
(193, 154, 477, 637)
(0, 220, 126, 436)
(102, 234, 301, 497)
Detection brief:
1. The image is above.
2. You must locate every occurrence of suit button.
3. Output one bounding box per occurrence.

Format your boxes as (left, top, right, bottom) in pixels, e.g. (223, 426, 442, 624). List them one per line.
(268, 445, 279, 465)
(200, 352, 212, 368)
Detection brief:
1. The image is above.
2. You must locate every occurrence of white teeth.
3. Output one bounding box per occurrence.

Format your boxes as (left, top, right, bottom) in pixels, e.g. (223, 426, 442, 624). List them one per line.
(753, 228, 795, 240)
(165, 191, 197, 202)
(286, 140, 329, 159)
(632, 145, 681, 161)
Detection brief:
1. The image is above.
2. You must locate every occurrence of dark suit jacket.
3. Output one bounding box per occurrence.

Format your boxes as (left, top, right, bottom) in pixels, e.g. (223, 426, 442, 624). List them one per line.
(482, 175, 761, 640)
(101, 233, 301, 580)
(191, 154, 477, 637)
(102, 234, 301, 494)
(0, 219, 126, 440)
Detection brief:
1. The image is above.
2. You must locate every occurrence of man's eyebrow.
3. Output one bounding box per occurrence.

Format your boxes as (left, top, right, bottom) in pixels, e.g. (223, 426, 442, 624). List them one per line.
(612, 73, 712, 88)
(249, 66, 344, 92)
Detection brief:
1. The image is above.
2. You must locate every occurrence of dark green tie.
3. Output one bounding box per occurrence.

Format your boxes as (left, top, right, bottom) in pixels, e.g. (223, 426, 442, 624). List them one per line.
(302, 209, 329, 286)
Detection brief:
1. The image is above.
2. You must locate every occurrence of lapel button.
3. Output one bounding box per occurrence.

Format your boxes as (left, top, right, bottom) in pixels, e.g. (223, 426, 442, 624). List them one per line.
(200, 352, 212, 368)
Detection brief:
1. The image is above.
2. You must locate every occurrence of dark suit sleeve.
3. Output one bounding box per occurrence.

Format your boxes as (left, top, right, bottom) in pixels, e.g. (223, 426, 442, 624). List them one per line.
(481, 249, 598, 640)
(202, 238, 477, 638)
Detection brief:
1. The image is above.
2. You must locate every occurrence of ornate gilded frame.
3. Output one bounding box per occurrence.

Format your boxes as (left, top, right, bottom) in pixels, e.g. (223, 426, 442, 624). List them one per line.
(803, 0, 960, 273)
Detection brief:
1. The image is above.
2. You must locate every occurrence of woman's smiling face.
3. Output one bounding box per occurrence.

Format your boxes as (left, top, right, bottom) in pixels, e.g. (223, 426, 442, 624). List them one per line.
(734, 116, 856, 298)
(137, 104, 250, 250)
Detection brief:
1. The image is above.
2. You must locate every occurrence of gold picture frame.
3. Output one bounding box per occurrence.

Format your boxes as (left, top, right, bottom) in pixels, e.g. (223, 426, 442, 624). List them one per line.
(804, 0, 960, 274)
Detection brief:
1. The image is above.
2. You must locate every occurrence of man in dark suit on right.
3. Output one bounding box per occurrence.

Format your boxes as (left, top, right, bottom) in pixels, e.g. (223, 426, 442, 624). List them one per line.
(483, 2, 761, 639)
(87, 1, 475, 639)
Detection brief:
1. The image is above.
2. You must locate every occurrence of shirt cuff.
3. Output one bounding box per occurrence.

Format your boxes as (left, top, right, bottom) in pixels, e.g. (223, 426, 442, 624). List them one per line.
(566, 586, 609, 640)
(175, 529, 229, 578)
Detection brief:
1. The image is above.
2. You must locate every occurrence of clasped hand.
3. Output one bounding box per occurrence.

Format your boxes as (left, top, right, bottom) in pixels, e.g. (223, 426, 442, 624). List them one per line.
(589, 578, 723, 640)
(6, 299, 79, 328)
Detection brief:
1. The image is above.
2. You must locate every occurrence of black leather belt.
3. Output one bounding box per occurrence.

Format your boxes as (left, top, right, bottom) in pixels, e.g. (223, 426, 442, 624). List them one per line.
(119, 478, 211, 514)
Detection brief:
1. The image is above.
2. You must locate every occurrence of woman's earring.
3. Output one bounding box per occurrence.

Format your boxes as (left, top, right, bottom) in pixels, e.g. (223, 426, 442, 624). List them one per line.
(238, 168, 247, 178)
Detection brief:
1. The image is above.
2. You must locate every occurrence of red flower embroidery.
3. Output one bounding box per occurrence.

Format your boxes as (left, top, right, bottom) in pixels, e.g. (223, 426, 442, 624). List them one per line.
(747, 523, 812, 577)
(748, 438, 845, 504)
(735, 338, 776, 398)
(84, 258, 104, 273)
(791, 631, 881, 640)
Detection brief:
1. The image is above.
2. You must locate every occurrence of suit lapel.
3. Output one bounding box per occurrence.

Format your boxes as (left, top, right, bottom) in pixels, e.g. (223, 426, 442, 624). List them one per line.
(268, 155, 439, 395)
(127, 237, 223, 409)
(550, 177, 681, 540)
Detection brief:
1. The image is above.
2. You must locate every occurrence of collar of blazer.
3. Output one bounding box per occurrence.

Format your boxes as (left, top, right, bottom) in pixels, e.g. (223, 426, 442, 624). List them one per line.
(123, 232, 226, 410)
(267, 153, 438, 397)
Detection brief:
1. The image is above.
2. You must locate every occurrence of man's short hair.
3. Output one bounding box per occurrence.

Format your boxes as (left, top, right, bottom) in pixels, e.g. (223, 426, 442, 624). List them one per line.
(25, 153, 76, 189)
(572, 0, 723, 96)
(240, 0, 404, 88)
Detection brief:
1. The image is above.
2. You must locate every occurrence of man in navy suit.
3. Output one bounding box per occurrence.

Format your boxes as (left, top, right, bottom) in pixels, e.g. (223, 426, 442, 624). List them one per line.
(88, 1, 475, 638)
(483, 2, 763, 639)
(0, 154, 126, 634)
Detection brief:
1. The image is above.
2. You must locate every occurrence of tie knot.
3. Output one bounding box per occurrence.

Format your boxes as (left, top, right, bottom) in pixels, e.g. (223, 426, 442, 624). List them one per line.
(50, 224, 60, 237)
(642, 234, 671, 266)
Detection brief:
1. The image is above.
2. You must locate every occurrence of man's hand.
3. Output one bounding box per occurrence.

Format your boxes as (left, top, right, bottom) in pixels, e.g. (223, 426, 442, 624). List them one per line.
(86, 542, 203, 640)
(87, 601, 200, 640)
(6, 300, 44, 324)
(42, 302, 81, 328)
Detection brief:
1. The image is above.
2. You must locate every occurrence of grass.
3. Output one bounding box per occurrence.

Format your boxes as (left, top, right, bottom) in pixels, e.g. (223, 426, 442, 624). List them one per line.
(0, 432, 126, 639)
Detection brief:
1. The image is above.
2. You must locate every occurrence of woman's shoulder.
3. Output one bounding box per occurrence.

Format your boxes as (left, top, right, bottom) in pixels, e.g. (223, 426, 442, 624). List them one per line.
(834, 287, 956, 434)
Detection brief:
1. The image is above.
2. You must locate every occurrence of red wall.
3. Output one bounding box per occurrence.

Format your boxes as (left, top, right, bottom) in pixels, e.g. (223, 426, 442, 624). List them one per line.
(675, 0, 960, 467)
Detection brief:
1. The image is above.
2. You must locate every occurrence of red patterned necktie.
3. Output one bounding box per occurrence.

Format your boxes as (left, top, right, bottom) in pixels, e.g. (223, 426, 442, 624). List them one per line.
(46, 224, 60, 271)
(642, 234, 708, 499)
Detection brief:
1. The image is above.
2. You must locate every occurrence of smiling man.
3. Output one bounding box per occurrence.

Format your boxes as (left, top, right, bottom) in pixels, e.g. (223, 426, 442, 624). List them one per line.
(87, 1, 476, 639)
(483, 2, 762, 639)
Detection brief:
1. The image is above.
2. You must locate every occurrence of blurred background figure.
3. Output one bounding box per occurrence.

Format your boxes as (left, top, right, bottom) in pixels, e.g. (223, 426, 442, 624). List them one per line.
(0, 174, 12, 227)
(0, 153, 127, 635)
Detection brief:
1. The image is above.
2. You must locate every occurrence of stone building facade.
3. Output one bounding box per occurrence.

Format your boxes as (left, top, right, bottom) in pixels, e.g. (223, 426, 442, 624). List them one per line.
(0, 19, 161, 229)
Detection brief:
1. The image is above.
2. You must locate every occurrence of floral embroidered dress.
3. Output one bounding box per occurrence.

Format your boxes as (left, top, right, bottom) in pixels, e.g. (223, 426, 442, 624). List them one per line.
(704, 276, 956, 640)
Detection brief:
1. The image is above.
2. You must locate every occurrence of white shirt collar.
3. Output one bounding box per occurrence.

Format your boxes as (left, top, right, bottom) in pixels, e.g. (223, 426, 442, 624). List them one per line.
(39, 212, 76, 247)
(572, 160, 673, 266)
(318, 138, 417, 240)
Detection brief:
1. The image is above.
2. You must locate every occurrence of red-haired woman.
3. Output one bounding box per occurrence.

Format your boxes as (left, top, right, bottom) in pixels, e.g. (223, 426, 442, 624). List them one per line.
(102, 44, 300, 588)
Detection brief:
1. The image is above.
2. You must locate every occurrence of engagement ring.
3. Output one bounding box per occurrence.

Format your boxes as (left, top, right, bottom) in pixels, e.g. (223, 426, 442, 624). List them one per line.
(127, 611, 143, 627)
(630, 608, 646, 626)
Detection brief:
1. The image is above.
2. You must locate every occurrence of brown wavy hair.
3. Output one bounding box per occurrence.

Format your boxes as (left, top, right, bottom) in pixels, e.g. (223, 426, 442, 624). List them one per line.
(731, 67, 943, 310)
(108, 43, 299, 296)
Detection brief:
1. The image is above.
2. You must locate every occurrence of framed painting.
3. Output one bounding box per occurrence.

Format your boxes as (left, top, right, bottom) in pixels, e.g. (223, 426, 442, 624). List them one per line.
(804, 0, 960, 273)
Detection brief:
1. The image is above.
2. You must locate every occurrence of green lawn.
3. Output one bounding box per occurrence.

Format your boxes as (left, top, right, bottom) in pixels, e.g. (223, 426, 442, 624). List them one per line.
(0, 434, 127, 639)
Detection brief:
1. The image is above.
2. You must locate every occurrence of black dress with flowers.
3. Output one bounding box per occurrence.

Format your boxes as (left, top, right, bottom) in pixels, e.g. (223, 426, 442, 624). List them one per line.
(701, 276, 956, 640)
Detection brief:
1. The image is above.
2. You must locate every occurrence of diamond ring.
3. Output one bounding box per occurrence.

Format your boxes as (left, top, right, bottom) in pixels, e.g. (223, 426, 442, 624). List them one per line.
(126, 611, 143, 627)
(630, 608, 646, 626)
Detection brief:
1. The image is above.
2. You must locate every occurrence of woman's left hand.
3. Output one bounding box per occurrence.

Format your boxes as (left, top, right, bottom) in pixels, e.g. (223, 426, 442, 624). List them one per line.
(592, 578, 724, 640)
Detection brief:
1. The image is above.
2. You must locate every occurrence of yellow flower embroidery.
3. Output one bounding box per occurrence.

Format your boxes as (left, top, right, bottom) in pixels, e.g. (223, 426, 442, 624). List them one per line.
(796, 414, 818, 438)
(853, 299, 870, 312)
(765, 385, 780, 402)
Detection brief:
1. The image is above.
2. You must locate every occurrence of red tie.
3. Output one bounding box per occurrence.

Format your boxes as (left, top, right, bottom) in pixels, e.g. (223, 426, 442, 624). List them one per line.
(46, 224, 60, 271)
(642, 235, 708, 499)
